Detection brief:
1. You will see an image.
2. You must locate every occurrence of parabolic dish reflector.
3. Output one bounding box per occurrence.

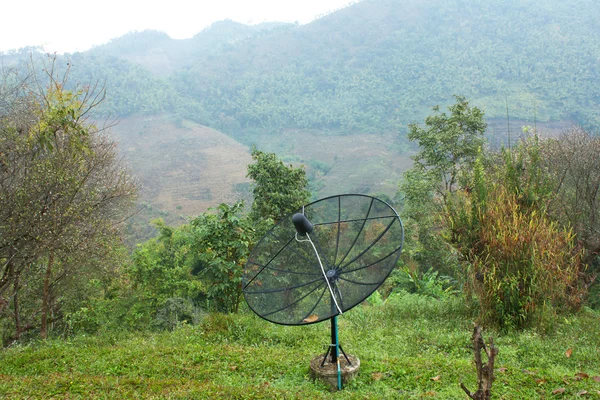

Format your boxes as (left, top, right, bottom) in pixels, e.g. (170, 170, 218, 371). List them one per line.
(243, 194, 404, 325)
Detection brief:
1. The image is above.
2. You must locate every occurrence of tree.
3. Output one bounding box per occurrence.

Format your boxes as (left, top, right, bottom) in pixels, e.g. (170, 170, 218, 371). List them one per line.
(0, 59, 137, 342)
(190, 202, 254, 313)
(399, 96, 486, 276)
(541, 127, 600, 268)
(401, 98, 587, 329)
(407, 95, 487, 197)
(130, 202, 254, 316)
(246, 149, 311, 224)
(130, 220, 202, 310)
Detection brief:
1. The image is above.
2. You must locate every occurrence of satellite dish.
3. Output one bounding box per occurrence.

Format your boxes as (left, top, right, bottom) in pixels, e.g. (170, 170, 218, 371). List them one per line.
(243, 194, 404, 390)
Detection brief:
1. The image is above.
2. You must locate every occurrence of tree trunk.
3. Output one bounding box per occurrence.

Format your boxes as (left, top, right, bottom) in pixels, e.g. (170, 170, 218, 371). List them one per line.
(40, 253, 54, 339)
(0, 251, 16, 303)
(13, 271, 20, 333)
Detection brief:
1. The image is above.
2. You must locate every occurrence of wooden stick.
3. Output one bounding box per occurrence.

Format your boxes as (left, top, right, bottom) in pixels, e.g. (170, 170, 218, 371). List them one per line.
(460, 325, 498, 400)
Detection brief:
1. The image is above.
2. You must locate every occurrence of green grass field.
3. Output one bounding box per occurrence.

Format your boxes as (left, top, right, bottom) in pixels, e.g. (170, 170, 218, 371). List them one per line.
(1, 293, 599, 399)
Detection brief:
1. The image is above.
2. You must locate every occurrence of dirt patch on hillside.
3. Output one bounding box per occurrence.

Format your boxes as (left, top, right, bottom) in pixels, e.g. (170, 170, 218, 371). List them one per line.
(111, 116, 252, 217)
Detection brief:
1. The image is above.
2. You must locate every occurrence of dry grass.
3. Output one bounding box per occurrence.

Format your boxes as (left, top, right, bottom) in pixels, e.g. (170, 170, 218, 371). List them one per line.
(112, 118, 414, 227)
(111, 115, 253, 217)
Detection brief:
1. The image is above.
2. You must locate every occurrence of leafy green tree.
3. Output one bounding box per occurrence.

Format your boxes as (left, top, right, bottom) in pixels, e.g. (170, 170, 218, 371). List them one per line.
(399, 168, 452, 275)
(130, 220, 203, 308)
(190, 202, 254, 313)
(407, 95, 487, 198)
(399, 96, 486, 276)
(130, 202, 254, 316)
(247, 149, 311, 224)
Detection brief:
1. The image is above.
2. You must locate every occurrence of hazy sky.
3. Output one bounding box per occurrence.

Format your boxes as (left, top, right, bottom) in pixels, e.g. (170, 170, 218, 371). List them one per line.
(1, 0, 354, 53)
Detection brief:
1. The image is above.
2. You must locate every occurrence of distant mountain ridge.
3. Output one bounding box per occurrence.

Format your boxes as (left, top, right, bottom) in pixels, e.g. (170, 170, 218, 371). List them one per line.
(4, 0, 598, 226)
(166, 0, 599, 131)
(86, 21, 294, 76)
(4, 0, 600, 132)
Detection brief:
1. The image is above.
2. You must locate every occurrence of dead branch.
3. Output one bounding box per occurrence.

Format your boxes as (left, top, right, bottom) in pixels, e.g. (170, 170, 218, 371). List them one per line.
(460, 325, 498, 400)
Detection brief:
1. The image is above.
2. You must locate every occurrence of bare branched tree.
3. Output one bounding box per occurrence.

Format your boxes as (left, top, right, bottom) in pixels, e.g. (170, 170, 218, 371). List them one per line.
(0, 55, 137, 343)
(542, 127, 600, 268)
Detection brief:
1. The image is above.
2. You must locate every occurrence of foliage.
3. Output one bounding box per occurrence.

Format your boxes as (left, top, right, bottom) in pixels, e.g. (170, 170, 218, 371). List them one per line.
(129, 202, 253, 316)
(189, 202, 254, 313)
(152, 297, 203, 331)
(499, 129, 600, 309)
(63, 273, 156, 335)
(0, 59, 137, 343)
(445, 149, 585, 330)
(398, 168, 450, 275)
(407, 95, 487, 196)
(539, 128, 600, 270)
(399, 96, 486, 277)
(129, 219, 204, 310)
(392, 266, 458, 299)
(402, 99, 591, 329)
(246, 149, 311, 224)
(500, 135, 555, 212)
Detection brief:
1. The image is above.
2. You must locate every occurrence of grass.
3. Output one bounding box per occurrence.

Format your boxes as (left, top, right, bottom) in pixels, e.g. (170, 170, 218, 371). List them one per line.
(1, 293, 599, 399)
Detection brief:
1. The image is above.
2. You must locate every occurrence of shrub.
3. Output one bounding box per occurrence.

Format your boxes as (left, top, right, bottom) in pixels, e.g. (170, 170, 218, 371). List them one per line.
(153, 297, 204, 331)
(449, 182, 584, 330)
(388, 265, 458, 299)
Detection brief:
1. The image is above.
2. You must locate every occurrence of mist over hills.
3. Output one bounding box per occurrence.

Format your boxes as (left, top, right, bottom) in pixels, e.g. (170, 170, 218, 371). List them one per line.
(2, 0, 599, 229)
(86, 21, 294, 76)
(6, 0, 597, 132)
(56, 0, 600, 133)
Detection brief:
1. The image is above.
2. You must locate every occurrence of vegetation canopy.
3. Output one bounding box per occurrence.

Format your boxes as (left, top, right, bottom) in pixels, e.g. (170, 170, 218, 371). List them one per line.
(0, 59, 137, 344)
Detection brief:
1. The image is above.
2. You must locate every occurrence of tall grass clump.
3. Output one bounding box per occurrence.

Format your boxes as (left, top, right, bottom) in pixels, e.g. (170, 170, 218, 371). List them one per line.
(445, 146, 585, 330)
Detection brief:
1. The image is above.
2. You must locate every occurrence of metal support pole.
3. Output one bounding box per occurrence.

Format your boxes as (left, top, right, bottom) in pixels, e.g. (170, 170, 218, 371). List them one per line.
(330, 316, 338, 363)
(333, 316, 342, 389)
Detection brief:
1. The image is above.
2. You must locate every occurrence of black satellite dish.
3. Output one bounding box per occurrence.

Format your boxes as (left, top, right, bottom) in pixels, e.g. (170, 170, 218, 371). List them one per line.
(243, 194, 404, 389)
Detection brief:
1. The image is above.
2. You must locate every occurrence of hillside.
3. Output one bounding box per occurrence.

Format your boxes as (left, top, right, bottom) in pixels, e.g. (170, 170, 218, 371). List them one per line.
(110, 116, 254, 216)
(110, 115, 412, 240)
(87, 21, 293, 76)
(3, 0, 599, 226)
(4, 0, 592, 134)
(6, 0, 600, 132)
(167, 0, 600, 132)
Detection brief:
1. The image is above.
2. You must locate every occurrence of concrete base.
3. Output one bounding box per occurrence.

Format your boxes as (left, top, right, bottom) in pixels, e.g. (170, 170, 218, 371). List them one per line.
(309, 353, 360, 391)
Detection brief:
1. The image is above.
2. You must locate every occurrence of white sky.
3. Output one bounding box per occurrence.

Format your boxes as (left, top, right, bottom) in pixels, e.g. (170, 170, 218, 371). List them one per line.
(0, 0, 355, 54)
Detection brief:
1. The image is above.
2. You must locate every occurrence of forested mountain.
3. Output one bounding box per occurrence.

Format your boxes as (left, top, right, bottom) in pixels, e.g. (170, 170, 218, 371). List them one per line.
(6, 0, 598, 133)
(168, 0, 599, 133)
(86, 21, 292, 76)
(2, 0, 599, 222)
